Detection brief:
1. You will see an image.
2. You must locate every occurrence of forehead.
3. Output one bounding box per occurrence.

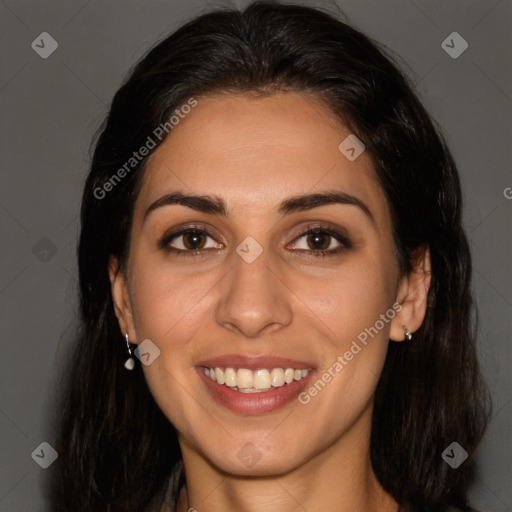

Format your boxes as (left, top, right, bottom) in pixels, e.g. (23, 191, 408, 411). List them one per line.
(135, 92, 388, 223)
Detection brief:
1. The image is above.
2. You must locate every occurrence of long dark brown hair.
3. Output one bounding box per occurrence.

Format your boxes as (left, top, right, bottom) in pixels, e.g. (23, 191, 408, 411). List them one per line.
(48, 2, 490, 511)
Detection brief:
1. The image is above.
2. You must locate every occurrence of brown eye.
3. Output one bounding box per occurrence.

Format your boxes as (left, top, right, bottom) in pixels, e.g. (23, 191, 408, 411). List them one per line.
(159, 227, 223, 257)
(289, 226, 352, 258)
(305, 231, 331, 251)
(182, 231, 207, 250)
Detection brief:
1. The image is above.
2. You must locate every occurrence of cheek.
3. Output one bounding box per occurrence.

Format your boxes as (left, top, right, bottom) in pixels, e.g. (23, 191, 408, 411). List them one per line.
(127, 262, 208, 434)
(126, 256, 224, 420)
(295, 257, 395, 407)
(128, 255, 212, 341)
(300, 256, 396, 346)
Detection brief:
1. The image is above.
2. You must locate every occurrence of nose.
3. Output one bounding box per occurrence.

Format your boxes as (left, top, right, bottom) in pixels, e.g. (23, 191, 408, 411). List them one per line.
(214, 245, 293, 338)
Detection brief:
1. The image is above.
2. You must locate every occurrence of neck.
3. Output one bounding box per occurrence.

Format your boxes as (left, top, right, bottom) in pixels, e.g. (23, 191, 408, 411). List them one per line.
(176, 406, 398, 512)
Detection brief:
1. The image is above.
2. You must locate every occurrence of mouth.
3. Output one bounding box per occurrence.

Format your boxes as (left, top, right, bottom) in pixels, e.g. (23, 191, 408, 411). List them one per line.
(196, 355, 316, 414)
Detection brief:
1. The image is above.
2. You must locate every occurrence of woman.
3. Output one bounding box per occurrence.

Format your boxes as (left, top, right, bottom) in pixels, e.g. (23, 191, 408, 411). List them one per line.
(49, 1, 490, 511)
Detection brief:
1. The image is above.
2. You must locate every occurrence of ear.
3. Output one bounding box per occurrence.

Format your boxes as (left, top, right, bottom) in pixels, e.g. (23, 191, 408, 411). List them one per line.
(108, 255, 137, 344)
(390, 244, 432, 342)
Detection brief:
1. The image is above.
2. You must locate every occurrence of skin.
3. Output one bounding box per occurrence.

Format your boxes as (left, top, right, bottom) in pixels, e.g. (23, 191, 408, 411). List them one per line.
(109, 92, 431, 512)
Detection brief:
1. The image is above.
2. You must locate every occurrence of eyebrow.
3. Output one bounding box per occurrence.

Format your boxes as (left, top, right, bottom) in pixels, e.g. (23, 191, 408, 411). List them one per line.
(142, 190, 374, 225)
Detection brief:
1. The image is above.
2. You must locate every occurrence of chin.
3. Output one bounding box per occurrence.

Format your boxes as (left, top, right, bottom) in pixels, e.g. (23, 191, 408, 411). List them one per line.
(190, 433, 316, 478)
(210, 451, 306, 478)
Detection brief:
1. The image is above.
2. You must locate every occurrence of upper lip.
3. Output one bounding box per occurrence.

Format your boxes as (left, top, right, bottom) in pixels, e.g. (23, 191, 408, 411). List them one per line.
(196, 354, 315, 370)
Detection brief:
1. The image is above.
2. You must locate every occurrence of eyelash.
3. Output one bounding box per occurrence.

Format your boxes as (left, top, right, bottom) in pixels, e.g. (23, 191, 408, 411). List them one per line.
(159, 224, 352, 259)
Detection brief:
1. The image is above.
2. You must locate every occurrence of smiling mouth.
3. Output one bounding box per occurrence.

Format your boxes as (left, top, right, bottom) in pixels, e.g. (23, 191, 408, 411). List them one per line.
(202, 366, 312, 393)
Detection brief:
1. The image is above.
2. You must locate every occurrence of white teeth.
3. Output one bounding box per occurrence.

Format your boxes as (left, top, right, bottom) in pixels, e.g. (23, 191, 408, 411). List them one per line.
(215, 367, 225, 385)
(270, 368, 285, 387)
(237, 368, 253, 389)
(203, 366, 311, 392)
(225, 368, 237, 387)
(254, 369, 271, 389)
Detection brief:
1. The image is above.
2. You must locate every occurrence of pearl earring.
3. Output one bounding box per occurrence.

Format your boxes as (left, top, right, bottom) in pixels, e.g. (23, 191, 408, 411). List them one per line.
(124, 333, 135, 370)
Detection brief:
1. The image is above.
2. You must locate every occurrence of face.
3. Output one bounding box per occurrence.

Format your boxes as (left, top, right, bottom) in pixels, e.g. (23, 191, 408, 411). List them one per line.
(110, 92, 427, 477)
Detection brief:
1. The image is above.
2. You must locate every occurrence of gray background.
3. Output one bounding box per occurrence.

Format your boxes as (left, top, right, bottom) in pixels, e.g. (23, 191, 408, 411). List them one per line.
(0, 0, 510, 510)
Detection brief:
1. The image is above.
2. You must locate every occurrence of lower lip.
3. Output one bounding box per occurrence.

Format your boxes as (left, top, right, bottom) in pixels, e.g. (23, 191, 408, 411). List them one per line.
(197, 368, 315, 415)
